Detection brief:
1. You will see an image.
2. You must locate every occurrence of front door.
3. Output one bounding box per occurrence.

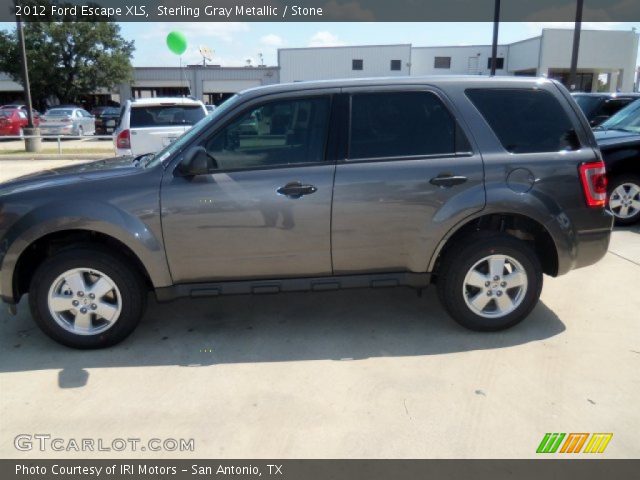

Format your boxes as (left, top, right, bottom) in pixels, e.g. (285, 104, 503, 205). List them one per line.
(331, 88, 485, 274)
(160, 94, 335, 283)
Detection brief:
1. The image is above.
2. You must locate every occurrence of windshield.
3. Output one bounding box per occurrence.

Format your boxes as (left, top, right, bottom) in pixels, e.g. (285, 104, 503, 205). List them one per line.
(101, 107, 120, 115)
(573, 95, 602, 117)
(145, 95, 241, 168)
(599, 99, 640, 133)
(130, 104, 206, 127)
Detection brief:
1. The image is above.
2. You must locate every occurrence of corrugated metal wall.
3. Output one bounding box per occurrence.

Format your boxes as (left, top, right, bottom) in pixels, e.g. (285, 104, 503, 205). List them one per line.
(279, 45, 412, 83)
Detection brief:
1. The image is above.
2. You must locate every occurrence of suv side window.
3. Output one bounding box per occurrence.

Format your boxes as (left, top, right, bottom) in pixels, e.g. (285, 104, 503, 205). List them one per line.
(349, 91, 457, 160)
(204, 96, 330, 170)
(466, 88, 580, 153)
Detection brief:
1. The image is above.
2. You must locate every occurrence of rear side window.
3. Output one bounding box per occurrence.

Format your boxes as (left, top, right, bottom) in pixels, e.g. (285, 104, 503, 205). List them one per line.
(466, 89, 580, 153)
(349, 91, 458, 159)
(130, 105, 206, 128)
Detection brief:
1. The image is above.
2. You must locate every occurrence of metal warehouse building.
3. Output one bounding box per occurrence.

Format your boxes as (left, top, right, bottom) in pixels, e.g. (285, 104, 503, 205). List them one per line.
(279, 29, 639, 92)
(0, 28, 638, 107)
(120, 65, 280, 105)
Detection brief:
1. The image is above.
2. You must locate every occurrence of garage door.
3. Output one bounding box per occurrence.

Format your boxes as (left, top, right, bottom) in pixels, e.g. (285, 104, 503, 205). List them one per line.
(202, 80, 261, 93)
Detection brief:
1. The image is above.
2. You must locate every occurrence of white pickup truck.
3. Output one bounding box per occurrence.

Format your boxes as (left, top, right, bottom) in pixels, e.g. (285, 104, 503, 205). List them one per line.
(114, 97, 208, 157)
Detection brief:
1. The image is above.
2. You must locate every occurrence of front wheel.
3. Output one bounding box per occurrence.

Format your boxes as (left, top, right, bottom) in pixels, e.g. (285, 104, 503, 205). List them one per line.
(77, 126, 84, 137)
(29, 247, 147, 348)
(437, 234, 543, 331)
(607, 174, 640, 225)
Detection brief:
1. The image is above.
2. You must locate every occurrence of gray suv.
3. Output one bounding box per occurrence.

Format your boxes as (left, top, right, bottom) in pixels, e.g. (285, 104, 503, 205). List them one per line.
(0, 77, 612, 349)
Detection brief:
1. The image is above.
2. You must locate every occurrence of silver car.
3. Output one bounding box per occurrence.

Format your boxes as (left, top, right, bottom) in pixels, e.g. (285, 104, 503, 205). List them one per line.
(40, 107, 96, 136)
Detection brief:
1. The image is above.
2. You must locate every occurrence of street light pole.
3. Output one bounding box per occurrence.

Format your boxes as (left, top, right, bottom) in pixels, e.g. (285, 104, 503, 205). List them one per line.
(490, 0, 501, 76)
(568, 0, 584, 91)
(15, 13, 34, 128)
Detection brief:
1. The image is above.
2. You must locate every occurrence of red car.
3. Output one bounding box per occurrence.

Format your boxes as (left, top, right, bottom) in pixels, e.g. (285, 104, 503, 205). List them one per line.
(0, 108, 40, 136)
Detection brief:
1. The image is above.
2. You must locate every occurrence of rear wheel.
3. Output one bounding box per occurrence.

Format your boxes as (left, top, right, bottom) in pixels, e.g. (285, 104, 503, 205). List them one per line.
(29, 247, 147, 348)
(437, 234, 543, 331)
(607, 174, 640, 225)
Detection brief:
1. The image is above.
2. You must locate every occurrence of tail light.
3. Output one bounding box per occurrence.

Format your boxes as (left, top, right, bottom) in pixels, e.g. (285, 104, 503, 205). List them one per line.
(579, 161, 607, 207)
(116, 129, 130, 149)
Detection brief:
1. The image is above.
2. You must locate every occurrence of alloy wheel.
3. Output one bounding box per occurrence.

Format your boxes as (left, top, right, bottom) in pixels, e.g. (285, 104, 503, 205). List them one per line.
(462, 254, 528, 319)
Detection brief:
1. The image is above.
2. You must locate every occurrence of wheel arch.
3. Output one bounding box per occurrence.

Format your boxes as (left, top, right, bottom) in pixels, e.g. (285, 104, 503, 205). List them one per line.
(11, 229, 155, 302)
(429, 212, 559, 278)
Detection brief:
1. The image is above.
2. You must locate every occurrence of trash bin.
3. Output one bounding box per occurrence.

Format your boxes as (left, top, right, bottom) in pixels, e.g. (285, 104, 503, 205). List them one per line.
(23, 127, 42, 153)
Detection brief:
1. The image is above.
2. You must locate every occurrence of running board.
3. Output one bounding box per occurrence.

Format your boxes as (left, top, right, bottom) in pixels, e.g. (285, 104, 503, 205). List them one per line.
(154, 272, 431, 302)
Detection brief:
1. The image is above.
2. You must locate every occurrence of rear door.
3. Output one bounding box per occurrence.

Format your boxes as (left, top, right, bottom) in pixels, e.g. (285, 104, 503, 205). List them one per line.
(331, 86, 486, 274)
(130, 103, 206, 155)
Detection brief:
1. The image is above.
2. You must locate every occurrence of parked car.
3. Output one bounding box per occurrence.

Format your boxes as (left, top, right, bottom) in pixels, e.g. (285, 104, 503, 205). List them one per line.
(0, 104, 41, 123)
(0, 108, 40, 136)
(0, 77, 612, 349)
(572, 92, 640, 127)
(39, 107, 96, 137)
(592, 98, 640, 224)
(94, 106, 121, 135)
(114, 97, 208, 157)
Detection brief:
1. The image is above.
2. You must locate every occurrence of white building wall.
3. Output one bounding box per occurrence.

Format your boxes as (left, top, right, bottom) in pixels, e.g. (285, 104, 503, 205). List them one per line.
(410, 45, 510, 76)
(278, 45, 411, 83)
(539, 29, 640, 90)
(507, 37, 541, 73)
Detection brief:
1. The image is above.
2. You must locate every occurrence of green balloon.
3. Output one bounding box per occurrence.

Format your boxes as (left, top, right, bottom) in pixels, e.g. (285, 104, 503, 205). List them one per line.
(166, 31, 187, 55)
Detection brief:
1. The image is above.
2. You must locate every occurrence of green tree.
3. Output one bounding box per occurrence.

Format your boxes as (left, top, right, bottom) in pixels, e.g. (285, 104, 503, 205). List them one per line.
(0, 21, 134, 107)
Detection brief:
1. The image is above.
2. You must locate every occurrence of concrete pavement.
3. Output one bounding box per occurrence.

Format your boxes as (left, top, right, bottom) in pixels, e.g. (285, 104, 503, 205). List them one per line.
(0, 163, 638, 459)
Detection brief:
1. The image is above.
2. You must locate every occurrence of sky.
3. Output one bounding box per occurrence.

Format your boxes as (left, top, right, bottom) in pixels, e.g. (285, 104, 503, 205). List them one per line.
(119, 21, 640, 67)
(2, 21, 640, 67)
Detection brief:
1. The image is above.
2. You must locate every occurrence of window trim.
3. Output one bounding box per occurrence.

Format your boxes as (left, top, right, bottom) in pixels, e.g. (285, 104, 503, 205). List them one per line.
(171, 92, 336, 176)
(344, 89, 474, 163)
(486, 57, 505, 70)
(433, 56, 451, 69)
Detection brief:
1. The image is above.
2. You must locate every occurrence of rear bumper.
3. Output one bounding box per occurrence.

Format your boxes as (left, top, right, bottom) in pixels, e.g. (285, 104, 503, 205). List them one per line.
(40, 126, 74, 136)
(572, 227, 612, 270)
(549, 209, 613, 276)
(115, 147, 132, 157)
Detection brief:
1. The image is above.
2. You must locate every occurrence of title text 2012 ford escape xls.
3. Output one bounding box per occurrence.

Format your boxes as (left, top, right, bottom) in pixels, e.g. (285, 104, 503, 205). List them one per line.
(0, 77, 612, 349)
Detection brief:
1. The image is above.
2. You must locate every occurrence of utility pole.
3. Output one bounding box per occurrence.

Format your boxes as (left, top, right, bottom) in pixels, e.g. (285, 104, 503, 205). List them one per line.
(490, 0, 501, 76)
(15, 14, 34, 128)
(568, 0, 584, 91)
(15, 2, 40, 152)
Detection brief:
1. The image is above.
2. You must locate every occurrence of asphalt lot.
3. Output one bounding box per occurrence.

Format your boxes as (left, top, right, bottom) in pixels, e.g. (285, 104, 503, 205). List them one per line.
(0, 160, 638, 459)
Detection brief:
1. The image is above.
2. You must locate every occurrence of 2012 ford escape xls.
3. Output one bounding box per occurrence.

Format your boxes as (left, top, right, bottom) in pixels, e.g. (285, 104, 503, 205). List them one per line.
(0, 77, 612, 348)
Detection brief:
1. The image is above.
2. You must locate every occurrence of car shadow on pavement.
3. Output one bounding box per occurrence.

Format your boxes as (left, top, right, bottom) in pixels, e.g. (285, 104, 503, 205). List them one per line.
(0, 287, 565, 385)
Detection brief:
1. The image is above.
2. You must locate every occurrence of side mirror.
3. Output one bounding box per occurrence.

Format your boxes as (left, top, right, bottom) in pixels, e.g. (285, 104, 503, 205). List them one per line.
(178, 146, 218, 177)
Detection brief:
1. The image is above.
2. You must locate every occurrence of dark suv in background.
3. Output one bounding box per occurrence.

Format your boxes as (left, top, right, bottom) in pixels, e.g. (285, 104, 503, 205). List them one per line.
(0, 77, 612, 348)
(573, 92, 640, 127)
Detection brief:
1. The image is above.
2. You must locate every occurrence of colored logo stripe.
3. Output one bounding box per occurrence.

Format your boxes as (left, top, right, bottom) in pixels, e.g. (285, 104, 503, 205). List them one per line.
(536, 433, 565, 453)
(537, 433, 613, 454)
(560, 433, 589, 453)
(584, 433, 613, 453)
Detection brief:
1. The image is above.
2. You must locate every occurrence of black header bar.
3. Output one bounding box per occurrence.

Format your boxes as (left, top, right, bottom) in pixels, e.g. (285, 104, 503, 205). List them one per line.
(3, 0, 640, 22)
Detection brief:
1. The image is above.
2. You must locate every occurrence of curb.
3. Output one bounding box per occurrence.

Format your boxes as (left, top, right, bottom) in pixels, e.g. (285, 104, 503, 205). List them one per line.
(0, 153, 112, 161)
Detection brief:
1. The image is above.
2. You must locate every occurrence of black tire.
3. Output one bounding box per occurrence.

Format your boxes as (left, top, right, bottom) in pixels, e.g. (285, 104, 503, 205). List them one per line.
(607, 174, 640, 226)
(436, 233, 543, 331)
(29, 247, 147, 349)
